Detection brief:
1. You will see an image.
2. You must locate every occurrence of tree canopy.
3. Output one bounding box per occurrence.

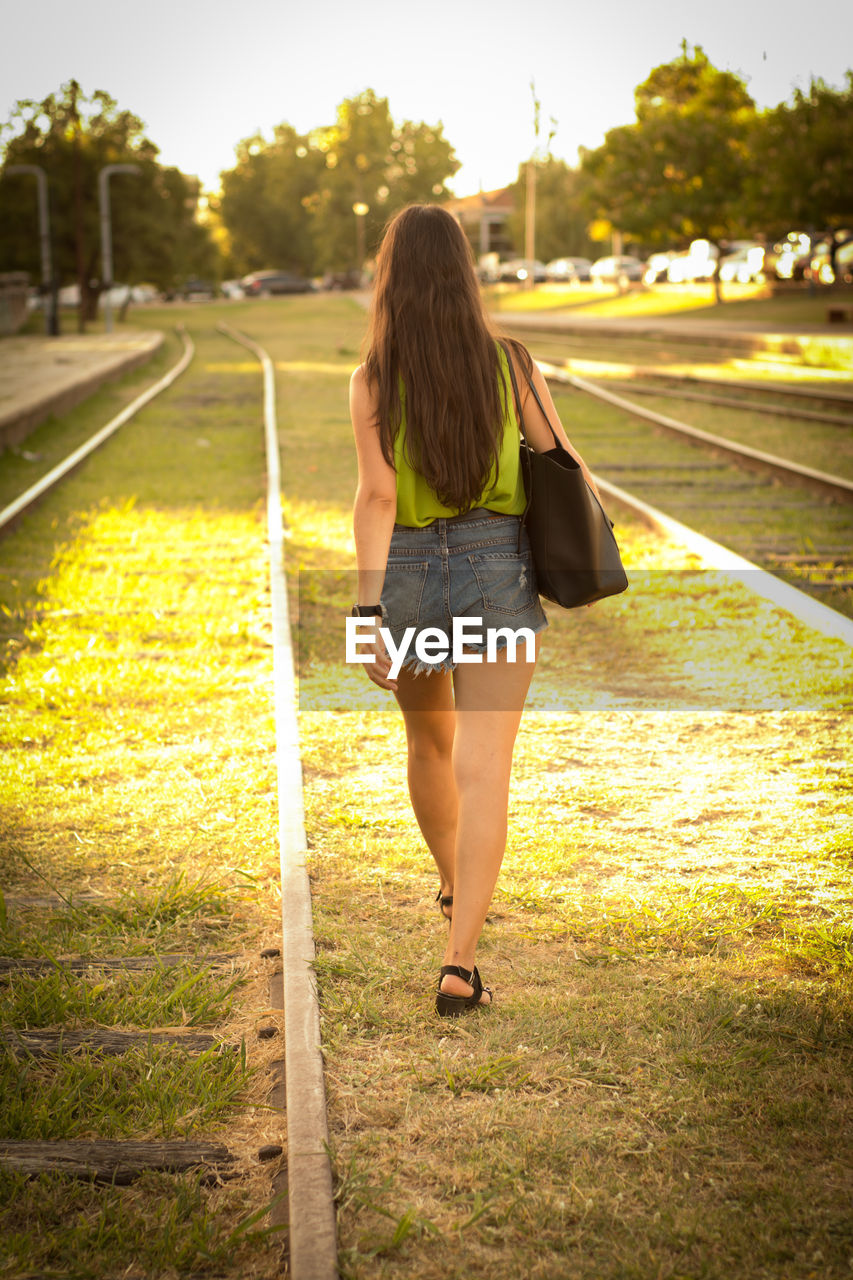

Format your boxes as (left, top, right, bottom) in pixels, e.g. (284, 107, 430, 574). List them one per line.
(744, 73, 853, 232)
(217, 89, 460, 275)
(0, 80, 217, 325)
(580, 44, 756, 249)
(580, 46, 853, 252)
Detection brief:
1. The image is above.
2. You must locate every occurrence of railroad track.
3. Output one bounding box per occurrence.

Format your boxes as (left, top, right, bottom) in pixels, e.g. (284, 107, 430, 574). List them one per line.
(525, 352, 853, 625)
(0, 326, 337, 1278)
(1, 317, 850, 1272)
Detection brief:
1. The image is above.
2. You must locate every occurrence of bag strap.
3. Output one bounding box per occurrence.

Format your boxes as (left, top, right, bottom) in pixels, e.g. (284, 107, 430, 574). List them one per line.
(499, 339, 563, 449)
(500, 341, 616, 539)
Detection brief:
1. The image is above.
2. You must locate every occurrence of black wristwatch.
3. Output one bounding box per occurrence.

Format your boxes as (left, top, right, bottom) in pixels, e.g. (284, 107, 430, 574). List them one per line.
(351, 604, 384, 618)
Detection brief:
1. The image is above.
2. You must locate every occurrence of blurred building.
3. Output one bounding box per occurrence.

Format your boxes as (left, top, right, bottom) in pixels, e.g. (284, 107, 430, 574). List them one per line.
(444, 188, 514, 258)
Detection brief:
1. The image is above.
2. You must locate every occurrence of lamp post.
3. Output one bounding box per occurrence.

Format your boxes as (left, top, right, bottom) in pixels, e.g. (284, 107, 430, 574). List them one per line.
(98, 163, 140, 332)
(353, 202, 369, 282)
(5, 164, 56, 335)
(523, 160, 537, 291)
(523, 83, 557, 290)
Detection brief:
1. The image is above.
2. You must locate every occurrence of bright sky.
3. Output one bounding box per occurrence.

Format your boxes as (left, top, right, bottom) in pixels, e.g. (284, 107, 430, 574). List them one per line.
(2, 0, 851, 197)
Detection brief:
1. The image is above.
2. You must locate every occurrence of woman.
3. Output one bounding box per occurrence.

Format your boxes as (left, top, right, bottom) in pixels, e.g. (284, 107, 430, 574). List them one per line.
(349, 204, 601, 1016)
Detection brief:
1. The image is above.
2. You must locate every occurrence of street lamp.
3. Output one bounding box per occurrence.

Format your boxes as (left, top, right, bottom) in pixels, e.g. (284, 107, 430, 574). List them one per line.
(5, 164, 56, 335)
(353, 202, 369, 280)
(98, 163, 140, 332)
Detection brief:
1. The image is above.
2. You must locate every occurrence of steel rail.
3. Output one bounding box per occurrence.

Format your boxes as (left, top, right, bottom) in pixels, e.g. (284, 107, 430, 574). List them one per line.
(644, 370, 853, 408)
(598, 378, 853, 427)
(592, 474, 853, 649)
(217, 323, 338, 1280)
(539, 361, 853, 505)
(528, 347, 853, 408)
(0, 327, 194, 533)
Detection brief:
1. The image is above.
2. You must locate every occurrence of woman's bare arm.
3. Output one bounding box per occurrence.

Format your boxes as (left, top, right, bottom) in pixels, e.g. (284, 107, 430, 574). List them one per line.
(508, 348, 602, 501)
(349, 365, 399, 689)
(350, 364, 397, 603)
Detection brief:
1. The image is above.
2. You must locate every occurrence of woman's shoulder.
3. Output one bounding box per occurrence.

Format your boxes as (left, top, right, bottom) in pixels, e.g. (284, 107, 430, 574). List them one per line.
(497, 335, 531, 365)
(349, 363, 381, 425)
(350, 362, 372, 401)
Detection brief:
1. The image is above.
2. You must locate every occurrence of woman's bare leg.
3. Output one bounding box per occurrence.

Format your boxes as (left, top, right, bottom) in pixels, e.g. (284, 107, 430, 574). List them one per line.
(440, 638, 540, 1000)
(393, 665, 457, 904)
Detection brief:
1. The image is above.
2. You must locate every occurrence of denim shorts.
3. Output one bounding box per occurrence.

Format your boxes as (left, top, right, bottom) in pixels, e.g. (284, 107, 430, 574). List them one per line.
(380, 509, 548, 676)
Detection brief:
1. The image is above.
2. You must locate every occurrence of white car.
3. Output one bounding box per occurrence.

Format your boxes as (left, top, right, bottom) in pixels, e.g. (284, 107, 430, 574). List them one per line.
(589, 255, 645, 283)
(718, 244, 765, 283)
(666, 240, 719, 283)
(545, 257, 592, 282)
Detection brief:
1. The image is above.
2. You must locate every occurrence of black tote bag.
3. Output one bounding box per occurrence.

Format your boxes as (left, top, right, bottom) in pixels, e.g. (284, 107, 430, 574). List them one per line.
(501, 342, 628, 609)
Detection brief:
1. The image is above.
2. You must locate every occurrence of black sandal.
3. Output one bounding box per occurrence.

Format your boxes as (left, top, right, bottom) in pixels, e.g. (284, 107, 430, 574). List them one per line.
(435, 964, 492, 1017)
(435, 888, 453, 921)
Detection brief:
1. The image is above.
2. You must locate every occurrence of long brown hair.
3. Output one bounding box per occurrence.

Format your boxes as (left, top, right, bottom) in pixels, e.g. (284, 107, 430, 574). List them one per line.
(363, 204, 516, 512)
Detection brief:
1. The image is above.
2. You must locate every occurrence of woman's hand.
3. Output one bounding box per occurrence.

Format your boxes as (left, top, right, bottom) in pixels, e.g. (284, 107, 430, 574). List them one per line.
(361, 624, 398, 693)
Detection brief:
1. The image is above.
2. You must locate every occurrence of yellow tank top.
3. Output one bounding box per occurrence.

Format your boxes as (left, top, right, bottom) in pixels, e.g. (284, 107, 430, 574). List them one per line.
(392, 343, 525, 527)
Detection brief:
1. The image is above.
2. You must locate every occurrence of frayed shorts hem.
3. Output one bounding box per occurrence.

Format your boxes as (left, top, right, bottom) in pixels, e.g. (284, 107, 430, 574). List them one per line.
(395, 616, 549, 678)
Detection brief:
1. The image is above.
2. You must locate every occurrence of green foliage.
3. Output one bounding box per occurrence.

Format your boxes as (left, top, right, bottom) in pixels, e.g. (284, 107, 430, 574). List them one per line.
(744, 72, 853, 231)
(580, 45, 853, 249)
(218, 88, 460, 275)
(219, 123, 324, 274)
(580, 44, 756, 248)
(0, 80, 218, 315)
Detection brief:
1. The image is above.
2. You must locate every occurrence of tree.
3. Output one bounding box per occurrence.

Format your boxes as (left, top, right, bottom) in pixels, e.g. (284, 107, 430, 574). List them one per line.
(0, 80, 217, 328)
(507, 157, 595, 262)
(218, 89, 460, 276)
(744, 73, 853, 236)
(217, 124, 324, 275)
(580, 44, 756, 252)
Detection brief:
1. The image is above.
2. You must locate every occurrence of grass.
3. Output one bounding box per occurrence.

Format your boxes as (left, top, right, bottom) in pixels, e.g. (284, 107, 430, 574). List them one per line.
(486, 280, 853, 329)
(0, 312, 292, 1277)
(560, 379, 853, 482)
(540, 387, 853, 618)
(0, 1171, 286, 1278)
(2, 294, 851, 1277)
(0, 961, 245, 1029)
(205, 294, 852, 1279)
(0, 1041, 249, 1140)
(490, 283, 853, 372)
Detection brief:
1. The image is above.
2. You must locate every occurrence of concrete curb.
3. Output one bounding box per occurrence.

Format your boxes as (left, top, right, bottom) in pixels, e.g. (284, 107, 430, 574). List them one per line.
(218, 323, 338, 1280)
(0, 331, 164, 451)
(500, 310, 853, 365)
(595, 475, 853, 649)
(0, 329, 193, 533)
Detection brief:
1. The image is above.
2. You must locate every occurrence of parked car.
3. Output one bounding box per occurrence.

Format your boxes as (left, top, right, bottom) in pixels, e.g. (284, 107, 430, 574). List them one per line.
(643, 252, 677, 284)
(806, 233, 853, 285)
(718, 243, 765, 283)
(323, 269, 364, 290)
(220, 279, 245, 299)
(39, 283, 161, 308)
(766, 232, 813, 280)
(544, 257, 592, 282)
(497, 258, 548, 283)
(240, 270, 314, 296)
(666, 240, 719, 283)
(186, 278, 218, 300)
(589, 255, 645, 284)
